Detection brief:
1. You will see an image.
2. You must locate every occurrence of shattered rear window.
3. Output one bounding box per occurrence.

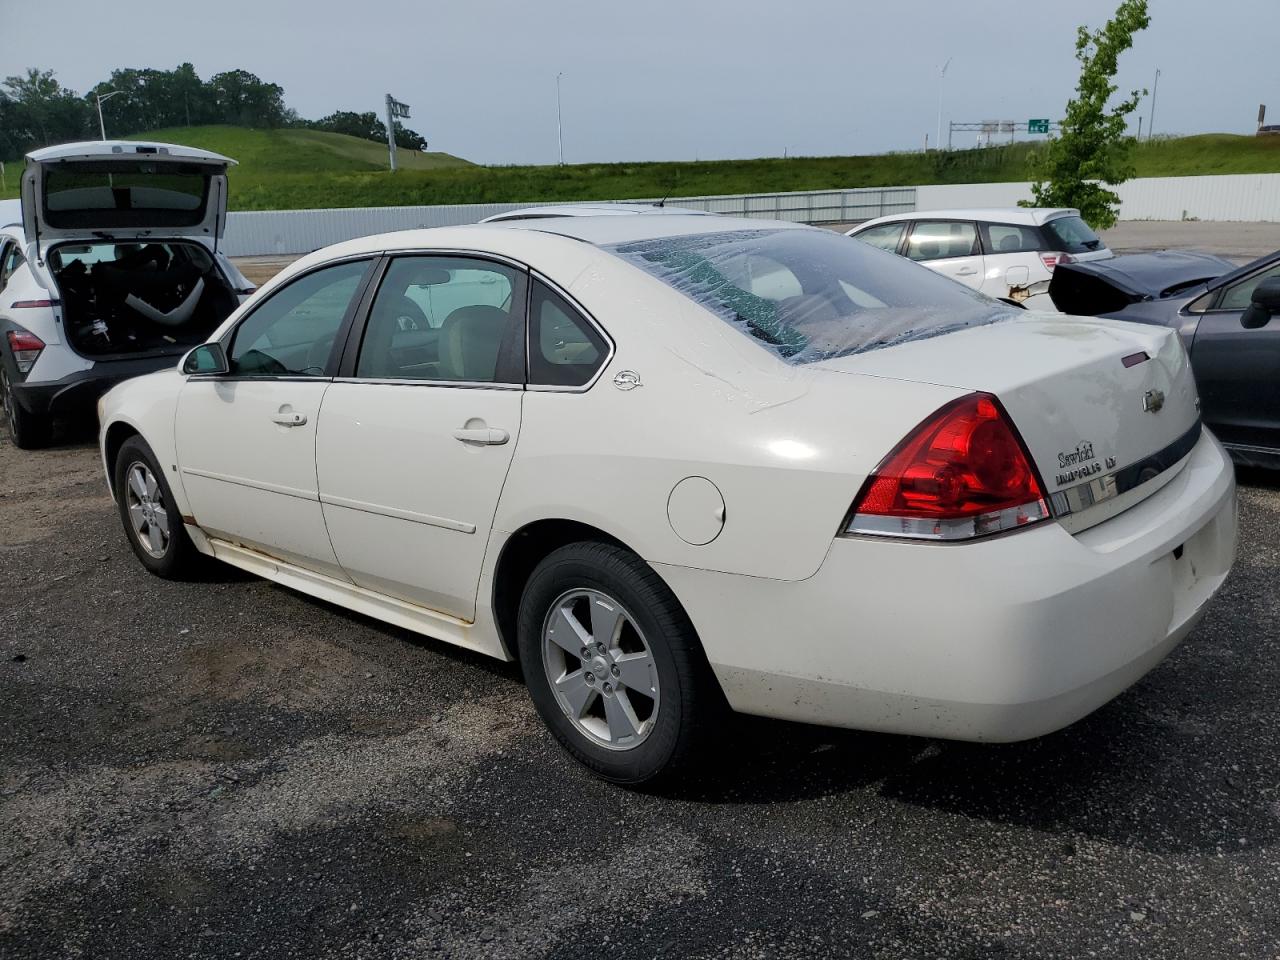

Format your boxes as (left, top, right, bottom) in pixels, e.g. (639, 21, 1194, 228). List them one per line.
(605, 228, 1016, 363)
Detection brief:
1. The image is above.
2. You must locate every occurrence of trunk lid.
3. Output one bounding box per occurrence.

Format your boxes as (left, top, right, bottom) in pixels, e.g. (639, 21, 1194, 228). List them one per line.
(1049, 251, 1235, 316)
(21, 141, 235, 251)
(814, 315, 1201, 528)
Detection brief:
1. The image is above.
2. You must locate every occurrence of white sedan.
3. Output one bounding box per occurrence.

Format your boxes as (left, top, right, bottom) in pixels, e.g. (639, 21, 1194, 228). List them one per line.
(98, 215, 1237, 784)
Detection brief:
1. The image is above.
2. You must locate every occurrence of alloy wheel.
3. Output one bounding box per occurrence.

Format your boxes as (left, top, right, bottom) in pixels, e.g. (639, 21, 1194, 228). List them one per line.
(124, 462, 170, 559)
(541, 588, 661, 751)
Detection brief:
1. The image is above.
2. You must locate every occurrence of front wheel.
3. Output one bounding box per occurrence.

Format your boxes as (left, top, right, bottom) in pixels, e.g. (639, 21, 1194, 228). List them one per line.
(517, 541, 723, 785)
(114, 436, 202, 579)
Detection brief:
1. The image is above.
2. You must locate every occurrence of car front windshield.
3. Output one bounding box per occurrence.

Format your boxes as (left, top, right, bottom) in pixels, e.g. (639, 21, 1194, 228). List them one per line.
(606, 228, 1016, 363)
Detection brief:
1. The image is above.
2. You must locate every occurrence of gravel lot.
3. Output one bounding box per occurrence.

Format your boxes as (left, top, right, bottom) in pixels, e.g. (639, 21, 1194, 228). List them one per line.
(4, 225, 1280, 959)
(4, 428, 1280, 960)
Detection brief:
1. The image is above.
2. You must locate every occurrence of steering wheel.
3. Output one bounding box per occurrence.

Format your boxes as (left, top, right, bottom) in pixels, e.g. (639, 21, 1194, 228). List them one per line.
(387, 295, 431, 332)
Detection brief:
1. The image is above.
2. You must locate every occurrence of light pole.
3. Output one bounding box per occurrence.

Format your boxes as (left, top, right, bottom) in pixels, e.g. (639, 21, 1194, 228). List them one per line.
(936, 58, 952, 153)
(1147, 68, 1160, 141)
(95, 90, 121, 141)
(556, 72, 565, 165)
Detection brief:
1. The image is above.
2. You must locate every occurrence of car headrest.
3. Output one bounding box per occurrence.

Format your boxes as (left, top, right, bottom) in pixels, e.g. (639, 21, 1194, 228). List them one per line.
(437, 305, 509, 381)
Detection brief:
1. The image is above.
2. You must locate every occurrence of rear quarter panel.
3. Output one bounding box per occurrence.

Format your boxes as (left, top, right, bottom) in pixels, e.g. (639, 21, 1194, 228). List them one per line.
(494, 250, 966, 582)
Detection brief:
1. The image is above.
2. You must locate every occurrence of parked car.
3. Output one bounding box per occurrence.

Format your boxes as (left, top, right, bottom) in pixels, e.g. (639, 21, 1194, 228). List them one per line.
(0, 140, 254, 448)
(98, 215, 1236, 784)
(848, 207, 1113, 308)
(480, 201, 709, 223)
(1049, 248, 1280, 468)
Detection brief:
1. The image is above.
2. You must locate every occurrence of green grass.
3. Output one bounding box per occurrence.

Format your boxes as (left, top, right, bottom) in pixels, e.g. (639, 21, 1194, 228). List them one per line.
(4, 127, 1279, 210)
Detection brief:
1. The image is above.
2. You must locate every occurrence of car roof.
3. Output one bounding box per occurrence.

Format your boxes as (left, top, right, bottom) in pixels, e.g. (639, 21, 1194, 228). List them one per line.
(481, 202, 710, 223)
(494, 212, 808, 245)
(855, 207, 1081, 229)
(25, 139, 236, 165)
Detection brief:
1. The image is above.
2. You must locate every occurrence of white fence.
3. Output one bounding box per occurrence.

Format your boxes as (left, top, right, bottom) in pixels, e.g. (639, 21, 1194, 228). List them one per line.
(218, 186, 916, 257)
(918, 174, 1280, 223)
(220, 173, 1280, 257)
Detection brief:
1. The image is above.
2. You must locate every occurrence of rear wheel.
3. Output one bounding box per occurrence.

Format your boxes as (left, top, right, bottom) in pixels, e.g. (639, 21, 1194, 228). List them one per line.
(517, 541, 723, 785)
(1, 366, 52, 449)
(114, 436, 201, 579)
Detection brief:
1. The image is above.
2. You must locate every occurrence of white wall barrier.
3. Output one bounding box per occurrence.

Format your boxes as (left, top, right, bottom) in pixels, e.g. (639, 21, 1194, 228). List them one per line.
(221, 174, 1280, 257)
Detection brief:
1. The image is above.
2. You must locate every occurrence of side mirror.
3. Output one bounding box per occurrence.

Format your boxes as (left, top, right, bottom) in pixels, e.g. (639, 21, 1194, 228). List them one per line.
(181, 342, 229, 375)
(1241, 277, 1280, 329)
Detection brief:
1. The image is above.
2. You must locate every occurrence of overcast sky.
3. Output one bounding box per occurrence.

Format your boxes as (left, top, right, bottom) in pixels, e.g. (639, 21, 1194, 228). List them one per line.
(2, 0, 1275, 165)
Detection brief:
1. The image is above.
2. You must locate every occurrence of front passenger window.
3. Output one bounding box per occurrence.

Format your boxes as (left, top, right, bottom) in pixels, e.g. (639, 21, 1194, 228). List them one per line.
(229, 259, 369, 376)
(1219, 263, 1280, 312)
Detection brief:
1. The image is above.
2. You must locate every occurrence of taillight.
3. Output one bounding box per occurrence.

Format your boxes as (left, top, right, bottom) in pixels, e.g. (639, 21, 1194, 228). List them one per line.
(845, 392, 1050, 541)
(6, 330, 45, 375)
(1039, 252, 1074, 271)
(10, 300, 54, 309)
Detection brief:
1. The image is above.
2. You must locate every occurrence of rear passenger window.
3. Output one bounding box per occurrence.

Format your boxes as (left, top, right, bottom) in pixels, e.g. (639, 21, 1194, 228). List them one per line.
(983, 223, 1042, 254)
(528, 281, 608, 387)
(906, 221, 979, 261)
(0, 243, 23, 292)
(853, 222, 906, 253)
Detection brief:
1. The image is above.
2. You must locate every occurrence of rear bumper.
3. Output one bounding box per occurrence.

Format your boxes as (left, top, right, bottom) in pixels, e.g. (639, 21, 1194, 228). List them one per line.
(10, 355, 180, 418)
(656, 430, 1237, 741)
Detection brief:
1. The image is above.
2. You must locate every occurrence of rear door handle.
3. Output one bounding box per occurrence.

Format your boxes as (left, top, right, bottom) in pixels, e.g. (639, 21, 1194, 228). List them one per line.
(955, 267, 979, 276)
(271, 411, 308, 427)
(453, 427, 509, 445)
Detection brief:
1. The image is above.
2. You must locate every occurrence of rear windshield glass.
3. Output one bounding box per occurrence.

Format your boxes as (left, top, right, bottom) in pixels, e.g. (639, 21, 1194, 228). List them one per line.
(1041, 215, 1105, 254)
(606, 228, 1015, 363)
(41, 160, 215, 230)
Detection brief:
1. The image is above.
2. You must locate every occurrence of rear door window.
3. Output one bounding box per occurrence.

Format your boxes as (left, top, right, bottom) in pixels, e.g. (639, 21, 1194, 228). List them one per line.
(853, 222, 906, 253)
(982, 223, 1042, 255)
(905, 221, 979, 261)
(1042, 216, 1106, 254)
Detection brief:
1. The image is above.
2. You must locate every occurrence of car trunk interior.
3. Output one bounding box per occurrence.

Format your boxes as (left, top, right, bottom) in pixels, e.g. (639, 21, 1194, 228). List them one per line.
(50, 240, 238, 358)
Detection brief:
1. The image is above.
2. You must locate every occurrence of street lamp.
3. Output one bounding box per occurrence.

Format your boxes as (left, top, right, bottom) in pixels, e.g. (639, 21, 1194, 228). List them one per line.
(935, 58, 952, 152)
(1147, 68, 1161, 141)
(96, 90, 121, 141)
(556, 72, 565, 165)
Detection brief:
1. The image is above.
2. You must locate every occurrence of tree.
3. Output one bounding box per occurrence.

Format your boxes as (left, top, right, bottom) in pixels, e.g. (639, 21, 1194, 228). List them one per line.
(2, 68, 92, 152)
(1024, 0, 1150, 229)
(310, 110, 428, 151)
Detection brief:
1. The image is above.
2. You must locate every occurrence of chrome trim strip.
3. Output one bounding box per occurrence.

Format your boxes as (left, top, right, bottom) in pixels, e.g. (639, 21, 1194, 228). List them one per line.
(180, 467, 317, 501)
(1049, 419, 1202, 518)
(319, 493, 476, 534)
(329, 377, 522, 390)
(1221, 440, 1279, 456)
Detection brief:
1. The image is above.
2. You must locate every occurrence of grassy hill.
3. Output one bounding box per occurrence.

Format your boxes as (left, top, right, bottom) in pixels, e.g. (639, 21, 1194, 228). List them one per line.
(3, 127, 1279, 210)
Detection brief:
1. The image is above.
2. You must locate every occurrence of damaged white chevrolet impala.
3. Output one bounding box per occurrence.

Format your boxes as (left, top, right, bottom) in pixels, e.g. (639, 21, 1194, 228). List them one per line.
(97, 215, 1236, 784)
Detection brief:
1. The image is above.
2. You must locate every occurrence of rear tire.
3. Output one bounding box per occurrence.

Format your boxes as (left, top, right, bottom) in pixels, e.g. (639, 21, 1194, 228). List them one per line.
(517, 541, 724, 786)
(1, 367, 52, 450)
(114, 436, 202, 579)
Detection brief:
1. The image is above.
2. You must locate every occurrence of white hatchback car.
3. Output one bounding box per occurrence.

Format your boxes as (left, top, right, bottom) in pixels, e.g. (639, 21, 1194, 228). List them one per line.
(99, 215, 1235, 784)
(0, 141, 253, 448)
(848, 207, 1113, 308)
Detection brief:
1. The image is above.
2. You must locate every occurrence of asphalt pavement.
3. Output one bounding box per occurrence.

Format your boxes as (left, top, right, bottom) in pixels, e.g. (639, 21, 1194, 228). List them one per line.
(3, 223, 1280, 957)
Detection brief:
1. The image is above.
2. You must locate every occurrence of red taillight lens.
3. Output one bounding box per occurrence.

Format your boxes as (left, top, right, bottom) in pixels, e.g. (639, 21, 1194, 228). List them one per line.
(6, 330, 45, 374)
(1039, 252, 1074, 271)
(846, 392, 1050, 541)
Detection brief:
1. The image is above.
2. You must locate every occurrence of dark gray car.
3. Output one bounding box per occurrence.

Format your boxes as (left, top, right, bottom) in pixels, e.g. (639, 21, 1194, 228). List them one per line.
(1050, 250, 1280, 468)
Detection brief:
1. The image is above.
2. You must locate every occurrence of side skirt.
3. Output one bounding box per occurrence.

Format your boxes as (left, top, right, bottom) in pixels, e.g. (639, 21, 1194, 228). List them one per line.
(204, 535, 502, 660)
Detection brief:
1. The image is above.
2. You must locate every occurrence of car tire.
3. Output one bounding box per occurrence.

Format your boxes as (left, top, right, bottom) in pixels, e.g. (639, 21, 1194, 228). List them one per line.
(114, 436, 202, 579)
(1, 366, 52, 449)
(517, 541, 724, 786)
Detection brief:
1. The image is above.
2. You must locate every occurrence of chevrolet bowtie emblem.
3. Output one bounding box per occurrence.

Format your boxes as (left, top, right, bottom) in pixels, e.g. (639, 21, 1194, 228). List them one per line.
(1143, 389, 1165, 413)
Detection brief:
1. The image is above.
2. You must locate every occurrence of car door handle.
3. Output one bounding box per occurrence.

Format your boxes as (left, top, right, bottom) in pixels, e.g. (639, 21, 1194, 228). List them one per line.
(271, 411, 308, 427)
(453, 427, 509, 445)
(955, 267, 979, 276)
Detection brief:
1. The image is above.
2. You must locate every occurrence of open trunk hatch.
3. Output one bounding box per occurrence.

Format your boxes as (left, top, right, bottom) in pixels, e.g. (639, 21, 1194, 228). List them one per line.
(814, 315, 1202, 531)
(21, 141, 235, 251)
(1049, 251, 1235, 316)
